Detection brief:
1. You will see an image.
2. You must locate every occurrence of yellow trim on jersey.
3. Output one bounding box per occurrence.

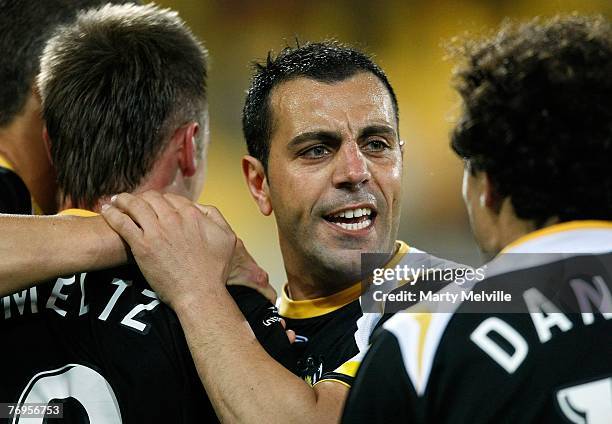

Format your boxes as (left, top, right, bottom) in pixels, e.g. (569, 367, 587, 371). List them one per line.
(333, 360, 361, 379)
(501, 220, 612, 253)
(386, 240, 411, 269)
(0, 154, 14, 171)
(312, 378, 352, 389)
(58, 208, 99, 217)
(413, 312, 433, 380)
(278, 281, 362, 319)
(279, 241, 410, 319)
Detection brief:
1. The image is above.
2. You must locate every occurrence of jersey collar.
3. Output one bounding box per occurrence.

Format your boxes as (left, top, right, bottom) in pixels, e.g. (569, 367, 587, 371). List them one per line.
(481, 220, 612, 279)
(501, 220, 612, 254)
(278, 240, 410, 319)
(58, 208, 99, 217)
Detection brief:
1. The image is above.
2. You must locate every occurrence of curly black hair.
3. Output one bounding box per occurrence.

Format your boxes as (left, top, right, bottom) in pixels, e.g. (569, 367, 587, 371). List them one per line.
(450, 14, 612, 225)
(242, 40, 398, 170)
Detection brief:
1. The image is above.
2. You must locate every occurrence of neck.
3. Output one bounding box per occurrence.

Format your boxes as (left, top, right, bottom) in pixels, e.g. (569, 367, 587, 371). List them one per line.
(58, 176, 193, 215)
(59, 196, 112, 214)
(283, 242, 399, 301)
(492, 199, 559, 254)
(285, 271, 356, 301)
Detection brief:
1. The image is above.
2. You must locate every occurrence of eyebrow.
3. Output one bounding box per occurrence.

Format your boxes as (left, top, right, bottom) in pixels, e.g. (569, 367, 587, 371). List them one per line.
(287, 124, 398, 150)
(288, 130, 343, 149)
(359, 125, 398, 139)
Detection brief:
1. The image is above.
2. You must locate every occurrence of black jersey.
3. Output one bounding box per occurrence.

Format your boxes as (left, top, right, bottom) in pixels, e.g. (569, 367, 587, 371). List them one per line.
(0, 263, 295, 422)
(278, 241, 460, 388)
(0, 164, 31, 214)
(342, 222, 612, 424)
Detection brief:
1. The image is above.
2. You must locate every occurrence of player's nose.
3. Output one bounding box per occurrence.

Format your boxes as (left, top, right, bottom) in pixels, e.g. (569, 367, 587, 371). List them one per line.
(332, 142, 371, 190)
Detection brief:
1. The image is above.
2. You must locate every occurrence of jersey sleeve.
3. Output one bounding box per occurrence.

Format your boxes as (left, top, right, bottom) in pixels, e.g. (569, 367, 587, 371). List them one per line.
(341, 329, 419, 424)
(314, 350, 365, 388)
(227, 285, 298, 372)
(314, 309, 398, 388)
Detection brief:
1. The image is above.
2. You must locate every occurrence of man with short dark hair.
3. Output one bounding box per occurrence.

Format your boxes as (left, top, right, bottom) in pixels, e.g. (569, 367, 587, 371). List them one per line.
(240, 42, 410, 385)
(39, 3, 207, 211)
(342, 15, 612, 423)
(0, 0, 135, 214)
(0, 4, 292, 422)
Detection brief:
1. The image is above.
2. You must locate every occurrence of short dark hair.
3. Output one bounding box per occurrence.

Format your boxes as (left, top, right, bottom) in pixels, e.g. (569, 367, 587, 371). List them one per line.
(0, 0, 136, 127)
(450, 15, 612, 225)
(242, 40, 399, 169)
(38, 3, 208, 209)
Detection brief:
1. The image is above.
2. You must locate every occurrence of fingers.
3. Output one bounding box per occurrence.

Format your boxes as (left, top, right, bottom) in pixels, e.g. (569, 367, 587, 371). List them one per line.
(101, 203, 143, 247)
(235, 238, 270, 288)
(255, 283, 277, 304)
(109, 192, 159, 234)
(161, 192, 194, 210)
(227, 279, 277, 303)
(195, 204, 231, 230)
(286, 329, 296, 344)
(122, 191, 231, 236)
(112, 191, 204, 239)
(279, 319, 296, 344)
(226, 237, 276, 301)
(139, 191, 180, 223)
(162, 194, 230, 239)
(259, 284, 277, 304)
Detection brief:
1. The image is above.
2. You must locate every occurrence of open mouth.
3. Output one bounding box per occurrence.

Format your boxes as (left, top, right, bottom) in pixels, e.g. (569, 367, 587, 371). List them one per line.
(323, 207, 376, 231)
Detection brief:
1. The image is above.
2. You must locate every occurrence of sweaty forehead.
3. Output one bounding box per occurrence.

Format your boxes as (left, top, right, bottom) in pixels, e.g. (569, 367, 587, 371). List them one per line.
(268, 72, 396, 138)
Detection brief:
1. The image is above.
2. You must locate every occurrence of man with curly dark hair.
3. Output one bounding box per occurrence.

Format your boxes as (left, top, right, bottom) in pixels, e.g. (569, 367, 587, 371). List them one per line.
(451, 14, 612, 246)
(342, 14, 612, 423)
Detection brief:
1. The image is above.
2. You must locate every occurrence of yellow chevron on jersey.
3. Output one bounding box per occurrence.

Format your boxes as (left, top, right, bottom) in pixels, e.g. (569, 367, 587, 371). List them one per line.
(334, 359, 361, 379)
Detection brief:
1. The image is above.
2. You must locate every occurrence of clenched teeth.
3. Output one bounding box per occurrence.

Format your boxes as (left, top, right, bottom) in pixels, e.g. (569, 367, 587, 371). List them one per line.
(333, 219, 372, 231)
(330, 208, 372, 219)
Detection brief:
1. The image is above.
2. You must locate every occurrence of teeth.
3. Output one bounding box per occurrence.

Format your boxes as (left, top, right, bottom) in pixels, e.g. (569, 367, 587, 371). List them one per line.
(333, 219, 372, 231)
(331, 208, 372, 218)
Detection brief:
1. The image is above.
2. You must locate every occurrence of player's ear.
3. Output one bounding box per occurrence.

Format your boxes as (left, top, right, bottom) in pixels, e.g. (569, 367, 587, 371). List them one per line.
(481, 171, 503, 214)
(42, 126, 53, 165)
(242, 155, 272, 216)
(176, 122, 199, 178)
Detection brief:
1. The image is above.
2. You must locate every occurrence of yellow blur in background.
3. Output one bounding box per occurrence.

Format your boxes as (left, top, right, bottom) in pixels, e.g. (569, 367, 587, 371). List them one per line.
(154, 0, 611, 290)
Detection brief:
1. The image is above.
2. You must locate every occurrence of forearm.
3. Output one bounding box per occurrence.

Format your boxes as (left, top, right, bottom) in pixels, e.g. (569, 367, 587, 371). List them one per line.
(175, 287, 345, 424)
(0, 214, 128, 293)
